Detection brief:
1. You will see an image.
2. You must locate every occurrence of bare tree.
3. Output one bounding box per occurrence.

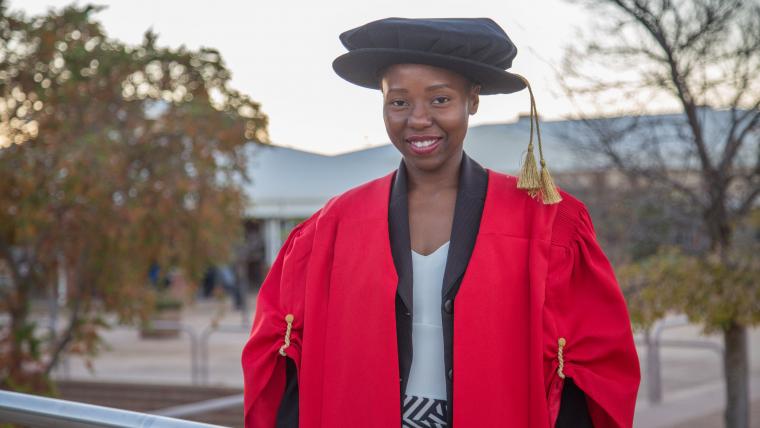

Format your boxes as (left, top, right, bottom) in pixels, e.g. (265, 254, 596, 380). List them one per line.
(559, 0, 760, 426)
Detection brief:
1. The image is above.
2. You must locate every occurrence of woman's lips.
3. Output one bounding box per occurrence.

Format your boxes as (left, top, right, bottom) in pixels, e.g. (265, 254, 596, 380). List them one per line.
(406, 136, 442, 155)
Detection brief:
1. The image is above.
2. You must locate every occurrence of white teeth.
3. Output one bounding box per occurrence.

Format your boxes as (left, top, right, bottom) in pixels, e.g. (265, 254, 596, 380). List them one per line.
(410, 139, 438, 148)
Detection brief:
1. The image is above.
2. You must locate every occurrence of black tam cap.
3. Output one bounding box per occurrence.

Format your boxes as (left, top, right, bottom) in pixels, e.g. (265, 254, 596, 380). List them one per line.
(332, 17, 562, 204)
(332, 17, 527, 95)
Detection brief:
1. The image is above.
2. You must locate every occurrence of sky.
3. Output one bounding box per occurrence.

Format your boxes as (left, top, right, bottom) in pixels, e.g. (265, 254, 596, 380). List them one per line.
(12, 0, 598, 155)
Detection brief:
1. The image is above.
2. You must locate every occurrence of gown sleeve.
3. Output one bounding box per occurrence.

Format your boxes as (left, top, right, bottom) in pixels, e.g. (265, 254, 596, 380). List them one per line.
(545, 202, 641, 428)
(241, 211, 320, 428)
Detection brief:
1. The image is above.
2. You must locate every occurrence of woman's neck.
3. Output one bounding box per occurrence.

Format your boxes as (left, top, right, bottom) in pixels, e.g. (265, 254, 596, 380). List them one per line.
(405, 151, 462, 195)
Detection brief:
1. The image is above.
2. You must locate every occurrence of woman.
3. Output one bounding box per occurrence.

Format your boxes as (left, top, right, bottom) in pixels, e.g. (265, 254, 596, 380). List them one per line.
(242, 17, 640, 428)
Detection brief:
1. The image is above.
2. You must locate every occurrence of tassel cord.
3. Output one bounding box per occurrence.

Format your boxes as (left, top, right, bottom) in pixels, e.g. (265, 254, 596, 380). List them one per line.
(514, 74, 562, 204)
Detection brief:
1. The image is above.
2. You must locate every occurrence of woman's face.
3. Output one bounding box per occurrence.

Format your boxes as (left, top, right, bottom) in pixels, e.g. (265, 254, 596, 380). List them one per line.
(380, 63, 480, 174)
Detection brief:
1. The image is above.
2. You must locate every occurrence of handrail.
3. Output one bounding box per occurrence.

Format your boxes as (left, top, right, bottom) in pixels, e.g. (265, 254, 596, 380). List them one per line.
(152, 393, 243, 418)
(0, 389, 225, 428)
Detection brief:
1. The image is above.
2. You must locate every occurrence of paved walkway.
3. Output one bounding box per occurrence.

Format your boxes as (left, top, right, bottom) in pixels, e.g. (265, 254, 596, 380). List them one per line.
(48, 295, 760, 427)
(632, 324, 760, 427)
(52, 297, 251, 387)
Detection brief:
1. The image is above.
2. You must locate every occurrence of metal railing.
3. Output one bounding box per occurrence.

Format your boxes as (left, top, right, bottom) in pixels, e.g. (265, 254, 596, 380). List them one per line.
(199, 323, 250, 384)
(55, 321, 204, 385)
(635, 314, 725, 404)
(137, 320, 201, 384)
(0, 389, 226, 428)
(153, 394, 243, 419)
(54, 318, 253, 386)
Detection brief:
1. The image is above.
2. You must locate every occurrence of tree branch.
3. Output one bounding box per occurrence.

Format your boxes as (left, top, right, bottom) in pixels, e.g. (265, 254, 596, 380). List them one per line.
(720, 107, 760, 174)
(733, 183, 760, 219)
(43, 292, 82, 376)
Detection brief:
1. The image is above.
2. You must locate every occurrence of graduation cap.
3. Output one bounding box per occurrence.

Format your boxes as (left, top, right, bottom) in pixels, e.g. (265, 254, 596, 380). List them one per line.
(332, 17, 561, 204)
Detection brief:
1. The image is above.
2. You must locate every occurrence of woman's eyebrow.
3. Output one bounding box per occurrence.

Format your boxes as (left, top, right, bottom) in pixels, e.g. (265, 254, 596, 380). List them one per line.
(386, 83, 453, 93)
(425, 83, 452, 91)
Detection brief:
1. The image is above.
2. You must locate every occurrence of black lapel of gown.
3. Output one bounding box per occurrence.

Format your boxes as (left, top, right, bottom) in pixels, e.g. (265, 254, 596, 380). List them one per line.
(388, 150, 488, 423)
(441, 151, 488, 300)
(388, 153, 414, 408)
(388, 158, 414, 313)
(388, 150, 488, 308)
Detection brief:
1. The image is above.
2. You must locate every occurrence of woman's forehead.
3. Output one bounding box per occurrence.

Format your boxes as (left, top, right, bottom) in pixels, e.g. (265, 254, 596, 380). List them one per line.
(380, 63, 472, 91)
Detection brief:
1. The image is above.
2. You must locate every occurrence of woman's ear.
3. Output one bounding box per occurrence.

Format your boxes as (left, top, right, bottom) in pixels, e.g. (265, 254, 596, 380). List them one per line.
(469, 83, 481, 115)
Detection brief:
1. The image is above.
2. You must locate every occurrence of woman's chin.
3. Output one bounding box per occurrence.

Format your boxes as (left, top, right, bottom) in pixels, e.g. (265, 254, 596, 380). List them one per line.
(403, 151, 460, 173)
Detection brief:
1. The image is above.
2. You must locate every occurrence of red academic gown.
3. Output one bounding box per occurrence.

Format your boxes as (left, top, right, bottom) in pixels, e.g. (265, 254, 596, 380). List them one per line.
(241, 164, 640, 428)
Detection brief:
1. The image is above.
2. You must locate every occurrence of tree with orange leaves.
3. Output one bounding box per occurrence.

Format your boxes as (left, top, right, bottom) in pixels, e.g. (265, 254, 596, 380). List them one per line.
(0, 1, 268, 392)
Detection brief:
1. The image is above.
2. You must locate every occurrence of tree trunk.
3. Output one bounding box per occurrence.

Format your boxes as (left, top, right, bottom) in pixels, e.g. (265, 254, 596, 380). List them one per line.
(724, 322, 749, 428)
(6, 278, 30, 387)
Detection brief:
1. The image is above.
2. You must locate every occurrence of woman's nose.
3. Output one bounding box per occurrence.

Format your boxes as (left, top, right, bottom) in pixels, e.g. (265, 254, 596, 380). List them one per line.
(407, 103, 433, 129)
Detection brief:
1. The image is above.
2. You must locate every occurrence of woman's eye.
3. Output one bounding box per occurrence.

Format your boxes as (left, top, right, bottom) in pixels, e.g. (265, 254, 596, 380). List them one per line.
(389, 100, 407, 107)
(432, 96, 450, 104)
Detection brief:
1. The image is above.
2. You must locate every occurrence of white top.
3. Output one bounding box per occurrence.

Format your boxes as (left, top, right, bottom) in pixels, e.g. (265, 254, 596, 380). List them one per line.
(405, 240, 450, 400)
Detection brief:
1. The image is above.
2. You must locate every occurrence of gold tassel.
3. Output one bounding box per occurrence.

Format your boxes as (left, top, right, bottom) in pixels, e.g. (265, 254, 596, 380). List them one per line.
(514, 74, 562, 204)
(557, 337, 567, 379)
(540, 160, 562, 204)
(278, 314, 295, 356)
(518, 146, 540, 196)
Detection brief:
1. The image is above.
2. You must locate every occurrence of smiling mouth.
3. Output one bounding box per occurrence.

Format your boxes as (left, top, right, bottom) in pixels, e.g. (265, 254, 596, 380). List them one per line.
(405, 136, 443, 152)
(409, 138, 439, 148)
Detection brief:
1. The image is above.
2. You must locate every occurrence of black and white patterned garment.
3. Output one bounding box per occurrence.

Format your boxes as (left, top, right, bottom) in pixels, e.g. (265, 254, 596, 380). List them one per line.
(402, 394, 448, 428)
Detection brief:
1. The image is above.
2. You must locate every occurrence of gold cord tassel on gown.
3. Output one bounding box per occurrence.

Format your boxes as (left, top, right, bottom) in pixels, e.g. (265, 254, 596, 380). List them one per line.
(514, 75, 562, 204)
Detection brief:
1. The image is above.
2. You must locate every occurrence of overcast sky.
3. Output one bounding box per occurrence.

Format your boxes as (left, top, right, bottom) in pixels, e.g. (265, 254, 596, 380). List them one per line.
(13, 0, 597, 155)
